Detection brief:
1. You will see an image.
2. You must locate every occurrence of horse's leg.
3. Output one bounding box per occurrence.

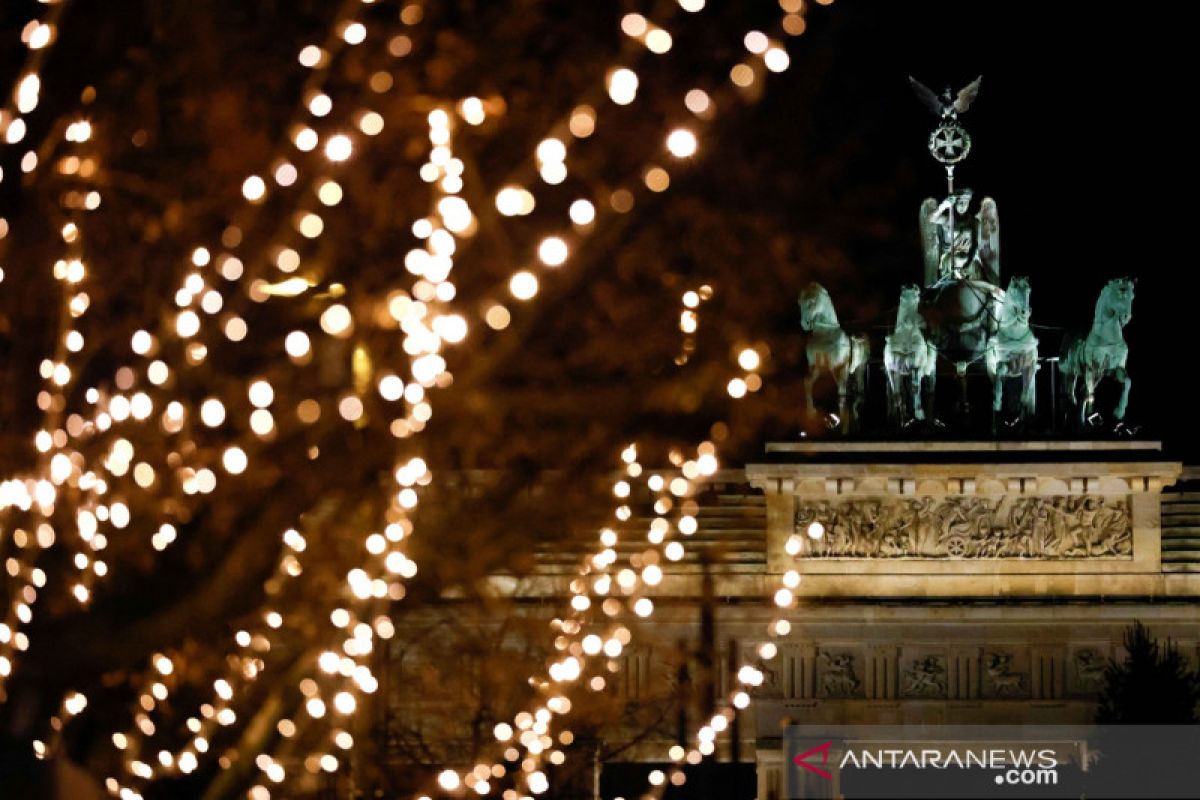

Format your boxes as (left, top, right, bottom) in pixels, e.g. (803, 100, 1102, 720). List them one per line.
(884, 367, 898, 427)
(891, 368, 908, 427)
(911, 369, 924, 422)
(849, 371, 863, 432)
(804, 353, 823, 416)
(991, 361, 1004, 414)
(1022, 356, 1037, 422)
(989, 365, 1002, 434)
(924, 346, 938, 422)
(804, 370, 817, 415)
(1082, 368, 1097, 426)
(985, 345, 1001, 415)
(834, 362, 849, 426)
(1114, 367, 1131, 420)
(1065, 370, 1079, 428)
(956, 362, 970, 418)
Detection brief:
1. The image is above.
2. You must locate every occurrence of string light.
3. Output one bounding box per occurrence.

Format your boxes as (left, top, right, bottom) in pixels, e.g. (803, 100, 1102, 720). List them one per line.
(450, 8, 811, 793)
(606, 68, 639, 105)
(12, 2, 430, 790)
(0, 108, 110, 694)
(0, 0, 71, 164)
(0, 1, 824, 796)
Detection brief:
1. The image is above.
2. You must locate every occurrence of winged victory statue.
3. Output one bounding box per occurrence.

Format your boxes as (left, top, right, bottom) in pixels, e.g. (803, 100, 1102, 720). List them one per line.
(909, 76, 999, 287)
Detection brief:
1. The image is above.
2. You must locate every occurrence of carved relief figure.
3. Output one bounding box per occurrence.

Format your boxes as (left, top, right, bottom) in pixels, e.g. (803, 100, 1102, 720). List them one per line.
(1074, 649, 1108, 692)
(794, 495, 1132, 560)
(902, 655, 948, 698)
(1059, 496, 1134, 557)
(820, 651, 862, 698)
(984, 653, 1026, 697)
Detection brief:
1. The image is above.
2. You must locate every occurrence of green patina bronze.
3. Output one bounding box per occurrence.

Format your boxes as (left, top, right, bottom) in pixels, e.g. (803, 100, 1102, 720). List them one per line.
(796, 77, 1136, 434)
(1060, 278, 1135, 425)
(798, 283, 869, 430)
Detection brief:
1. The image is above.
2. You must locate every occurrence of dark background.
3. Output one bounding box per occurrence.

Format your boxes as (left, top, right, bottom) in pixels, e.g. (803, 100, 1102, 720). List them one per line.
(739, 0, 1193, 454)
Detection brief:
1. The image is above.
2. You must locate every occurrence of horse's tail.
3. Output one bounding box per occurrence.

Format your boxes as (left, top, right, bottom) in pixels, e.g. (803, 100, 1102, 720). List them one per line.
(1059, 333, 1080, 377)
(850, 335, 870, 374)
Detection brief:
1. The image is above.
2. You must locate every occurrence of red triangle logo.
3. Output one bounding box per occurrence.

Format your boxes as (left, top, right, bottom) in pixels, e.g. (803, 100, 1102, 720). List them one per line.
(792, 740, 833, 780)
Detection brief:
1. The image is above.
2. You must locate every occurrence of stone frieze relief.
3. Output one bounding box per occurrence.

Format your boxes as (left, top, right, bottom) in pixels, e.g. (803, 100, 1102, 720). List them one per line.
(794, 495, 1131, 559)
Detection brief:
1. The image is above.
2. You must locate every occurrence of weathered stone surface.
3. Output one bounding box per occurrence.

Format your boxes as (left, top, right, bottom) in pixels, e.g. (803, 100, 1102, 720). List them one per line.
(747, 441, 1180, 584)
(794, 495, 1132, 560)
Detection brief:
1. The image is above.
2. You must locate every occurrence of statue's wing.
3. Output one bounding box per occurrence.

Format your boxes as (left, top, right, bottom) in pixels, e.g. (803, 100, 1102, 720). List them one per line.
(954, 75, 982, 114)
(975, 197, 1000, 284)
(919, 197, 940, 286)
(908, 76, 943, 117)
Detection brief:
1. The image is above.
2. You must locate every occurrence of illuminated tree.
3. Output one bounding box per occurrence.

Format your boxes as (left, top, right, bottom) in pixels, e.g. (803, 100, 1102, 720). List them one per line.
(1, 1, 835, 796)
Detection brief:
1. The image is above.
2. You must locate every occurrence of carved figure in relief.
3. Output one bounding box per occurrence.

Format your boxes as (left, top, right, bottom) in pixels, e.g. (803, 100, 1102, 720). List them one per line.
(903, 656, 948, 697)
(1074, 649, 1107, 691)
(820, 652, 862, 697)
(794, 495, 1132, 560)
(985, 653, 1025, 697)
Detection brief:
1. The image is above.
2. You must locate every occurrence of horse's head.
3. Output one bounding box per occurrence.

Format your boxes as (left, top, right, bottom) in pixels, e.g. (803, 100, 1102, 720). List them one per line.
(798, 282, 836, 331)
(1006, 276, 1030, 301)
(1003, 276, 1032, 321)
(1098, 277, 1135, 327)
(896, 284, 922, 324)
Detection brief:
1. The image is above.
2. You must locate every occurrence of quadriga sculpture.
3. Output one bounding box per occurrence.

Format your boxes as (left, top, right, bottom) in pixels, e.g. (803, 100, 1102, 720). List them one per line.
(1060, 277, 1135, 427)
(984, 276, 1038, 428)
(798, 283, 869, 429)
(883, 285, 937, 426)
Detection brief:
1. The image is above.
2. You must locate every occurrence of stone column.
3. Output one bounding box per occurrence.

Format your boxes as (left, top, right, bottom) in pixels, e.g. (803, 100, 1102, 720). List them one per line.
(757, 750, 783, 800)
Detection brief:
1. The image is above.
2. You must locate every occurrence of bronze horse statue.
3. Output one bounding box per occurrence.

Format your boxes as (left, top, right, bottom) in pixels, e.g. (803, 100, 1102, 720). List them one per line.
(1060, 278, 1135, 426)
(798, 283, 870, 430)
(883, 285, 937, 426)
(984, 276, 1038, 427)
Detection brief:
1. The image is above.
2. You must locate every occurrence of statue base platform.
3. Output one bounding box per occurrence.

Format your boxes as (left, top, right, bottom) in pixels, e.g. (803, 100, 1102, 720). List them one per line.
(747, 440, 1182, 596)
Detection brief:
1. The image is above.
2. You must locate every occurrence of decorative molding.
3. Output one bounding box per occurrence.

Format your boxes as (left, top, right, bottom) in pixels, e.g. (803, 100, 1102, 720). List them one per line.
(795, 495, 1132, 559)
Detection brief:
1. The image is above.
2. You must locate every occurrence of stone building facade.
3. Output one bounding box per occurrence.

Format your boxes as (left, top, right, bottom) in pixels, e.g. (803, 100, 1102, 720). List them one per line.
(383, 441, 1199, 799)
(591, 441, 1197, 798)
